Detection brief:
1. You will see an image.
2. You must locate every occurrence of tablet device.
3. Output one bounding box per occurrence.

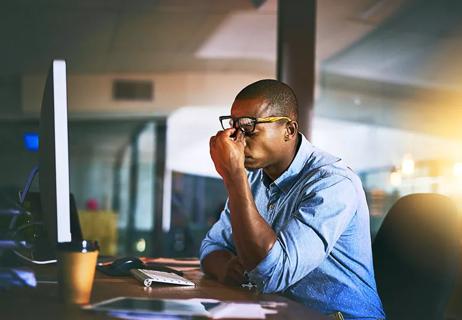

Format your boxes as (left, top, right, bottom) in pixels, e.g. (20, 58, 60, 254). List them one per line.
(84, 297, 221, 317)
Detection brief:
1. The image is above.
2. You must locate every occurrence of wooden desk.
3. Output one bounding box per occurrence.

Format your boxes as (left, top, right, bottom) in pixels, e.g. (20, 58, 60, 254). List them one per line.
(0, 264, 329, 320)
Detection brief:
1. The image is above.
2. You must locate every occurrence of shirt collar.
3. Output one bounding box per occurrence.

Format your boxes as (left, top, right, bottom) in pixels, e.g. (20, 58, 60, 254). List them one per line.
(261, 133, 314, 194)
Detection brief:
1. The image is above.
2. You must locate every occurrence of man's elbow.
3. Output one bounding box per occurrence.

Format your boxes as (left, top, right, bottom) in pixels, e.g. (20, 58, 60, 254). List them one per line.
(241, 237, 277, 271)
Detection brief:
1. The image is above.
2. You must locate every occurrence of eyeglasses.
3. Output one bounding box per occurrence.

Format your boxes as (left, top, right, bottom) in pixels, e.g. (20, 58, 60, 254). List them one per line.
(219, 116, 292, 134)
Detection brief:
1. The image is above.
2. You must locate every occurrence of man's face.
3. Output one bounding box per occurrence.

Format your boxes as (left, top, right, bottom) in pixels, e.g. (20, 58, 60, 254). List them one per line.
(230, 97, 288, 170)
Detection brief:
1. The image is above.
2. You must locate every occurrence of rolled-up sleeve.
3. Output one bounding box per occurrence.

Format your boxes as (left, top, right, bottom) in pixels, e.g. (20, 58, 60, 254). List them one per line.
(247, 175, 358, 293)
(199, 200, 235, 266)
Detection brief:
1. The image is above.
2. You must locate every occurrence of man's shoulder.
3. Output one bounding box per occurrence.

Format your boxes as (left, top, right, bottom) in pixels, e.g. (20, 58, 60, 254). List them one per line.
(301, 146, 361, 190)
(304, 146, 352, 176)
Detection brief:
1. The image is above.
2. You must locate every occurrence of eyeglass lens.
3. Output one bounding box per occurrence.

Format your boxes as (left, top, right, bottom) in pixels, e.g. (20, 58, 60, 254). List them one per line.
(220, 117, 256, 133)
(237, 118, 255, 133)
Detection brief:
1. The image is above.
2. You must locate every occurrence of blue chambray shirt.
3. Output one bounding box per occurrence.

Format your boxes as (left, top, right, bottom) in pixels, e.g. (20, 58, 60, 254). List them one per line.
(199, 134, 385, 320)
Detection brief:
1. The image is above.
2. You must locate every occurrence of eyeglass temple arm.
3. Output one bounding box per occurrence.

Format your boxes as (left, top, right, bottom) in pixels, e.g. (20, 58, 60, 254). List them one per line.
(257, 116, 292, 122)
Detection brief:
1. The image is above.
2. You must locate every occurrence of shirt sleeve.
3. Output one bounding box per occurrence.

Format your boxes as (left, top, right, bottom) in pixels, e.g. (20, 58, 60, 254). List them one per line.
(246, 175, 358, 293)
(199, 199, 236, 267)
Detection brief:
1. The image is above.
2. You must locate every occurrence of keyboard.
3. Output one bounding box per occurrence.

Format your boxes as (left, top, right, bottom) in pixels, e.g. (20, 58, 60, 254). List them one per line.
(130, 268, 195, 287)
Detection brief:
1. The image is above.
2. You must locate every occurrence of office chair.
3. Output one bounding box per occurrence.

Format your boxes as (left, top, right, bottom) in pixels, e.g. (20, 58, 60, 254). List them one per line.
(373, 193, 460, 320)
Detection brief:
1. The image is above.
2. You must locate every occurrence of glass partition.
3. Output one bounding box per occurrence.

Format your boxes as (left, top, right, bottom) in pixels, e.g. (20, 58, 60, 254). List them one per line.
(0, 117, 166, 257)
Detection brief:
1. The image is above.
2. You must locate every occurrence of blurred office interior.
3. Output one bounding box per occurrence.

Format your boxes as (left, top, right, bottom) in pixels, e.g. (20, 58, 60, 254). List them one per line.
(0, 0, 462, 271)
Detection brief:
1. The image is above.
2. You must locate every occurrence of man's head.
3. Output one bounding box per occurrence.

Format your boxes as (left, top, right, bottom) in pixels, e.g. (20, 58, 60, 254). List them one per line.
(234, 79, 299, 121)
(229, 79, 299, 177)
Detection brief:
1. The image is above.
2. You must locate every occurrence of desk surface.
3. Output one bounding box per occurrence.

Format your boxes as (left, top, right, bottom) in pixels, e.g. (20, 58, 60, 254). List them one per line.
(0, 262, 330, 320)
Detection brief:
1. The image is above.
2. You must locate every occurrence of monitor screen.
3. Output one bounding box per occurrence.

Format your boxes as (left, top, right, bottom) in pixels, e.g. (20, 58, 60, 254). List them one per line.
(38, 60, 72, 244)
(23, 133, 39, 152)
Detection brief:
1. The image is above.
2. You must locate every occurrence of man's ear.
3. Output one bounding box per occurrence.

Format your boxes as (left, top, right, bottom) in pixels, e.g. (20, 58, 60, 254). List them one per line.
(285, 121, 298, 140)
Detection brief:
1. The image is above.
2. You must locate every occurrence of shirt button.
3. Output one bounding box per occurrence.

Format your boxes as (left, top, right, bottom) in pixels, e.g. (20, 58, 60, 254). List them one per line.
(268, 203, 275, 210)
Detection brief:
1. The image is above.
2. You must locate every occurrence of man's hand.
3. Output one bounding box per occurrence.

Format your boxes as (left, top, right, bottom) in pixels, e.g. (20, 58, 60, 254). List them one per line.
(218, 255, 246, 286)
(202, 250, 246, 286)
(209, 128, 246, 180)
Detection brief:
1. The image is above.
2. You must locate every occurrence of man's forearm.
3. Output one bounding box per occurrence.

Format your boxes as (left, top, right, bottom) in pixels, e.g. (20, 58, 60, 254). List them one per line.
(225, 170, 276, 271)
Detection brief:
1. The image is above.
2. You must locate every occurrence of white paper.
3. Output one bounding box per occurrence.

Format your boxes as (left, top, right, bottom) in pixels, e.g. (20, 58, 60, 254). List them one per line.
(210, 302, 278, 319)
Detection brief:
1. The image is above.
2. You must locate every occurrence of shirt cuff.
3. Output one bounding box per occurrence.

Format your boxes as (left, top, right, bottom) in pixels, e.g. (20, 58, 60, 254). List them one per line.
(246, 239, 283, 291)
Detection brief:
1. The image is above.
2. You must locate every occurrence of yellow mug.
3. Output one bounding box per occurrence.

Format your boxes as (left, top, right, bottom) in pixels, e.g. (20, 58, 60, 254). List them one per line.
(57, 240, 99, 305)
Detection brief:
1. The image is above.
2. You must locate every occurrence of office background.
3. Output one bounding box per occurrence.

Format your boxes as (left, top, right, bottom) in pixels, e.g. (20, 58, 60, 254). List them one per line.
(0, 0, 462, 259)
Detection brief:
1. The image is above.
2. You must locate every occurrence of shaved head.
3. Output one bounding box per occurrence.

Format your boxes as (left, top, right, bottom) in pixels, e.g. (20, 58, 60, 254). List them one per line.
(235, 79, 299, 121)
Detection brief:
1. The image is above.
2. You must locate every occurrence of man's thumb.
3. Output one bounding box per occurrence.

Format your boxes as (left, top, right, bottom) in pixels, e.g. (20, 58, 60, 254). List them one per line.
(235, 130, 245, 145)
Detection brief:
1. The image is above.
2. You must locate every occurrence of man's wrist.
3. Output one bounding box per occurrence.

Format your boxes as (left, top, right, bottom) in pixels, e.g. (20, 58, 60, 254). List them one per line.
(223, 168, 247, 188)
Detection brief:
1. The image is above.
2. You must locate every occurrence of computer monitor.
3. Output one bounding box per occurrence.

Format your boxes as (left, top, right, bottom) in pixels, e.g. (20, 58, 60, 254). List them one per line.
(0, 60, 82, 263)
(39, 60, 73, 244)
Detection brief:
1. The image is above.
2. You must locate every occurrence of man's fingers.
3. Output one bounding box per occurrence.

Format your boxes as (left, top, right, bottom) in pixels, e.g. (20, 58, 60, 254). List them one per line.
(215, 128, 236, 139)
(226, 268, 244, 285)
(234, 260, 245, 273)
(235, 130, 245, 143)
(224, 128, 236, 136)
(209, 135, 216, 148)
(212, 128, 240, 144)
(231, 269, 245, 284)
(223, 256, 246, 285)
(230, 257, 245, 275)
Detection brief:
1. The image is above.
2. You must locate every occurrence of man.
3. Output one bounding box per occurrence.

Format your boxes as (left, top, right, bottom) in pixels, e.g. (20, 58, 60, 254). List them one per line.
(200, 79, 385, 319)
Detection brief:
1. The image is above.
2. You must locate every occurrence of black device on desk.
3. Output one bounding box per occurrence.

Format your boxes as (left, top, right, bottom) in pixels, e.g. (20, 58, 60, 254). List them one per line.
(97, 257, 184, 276)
